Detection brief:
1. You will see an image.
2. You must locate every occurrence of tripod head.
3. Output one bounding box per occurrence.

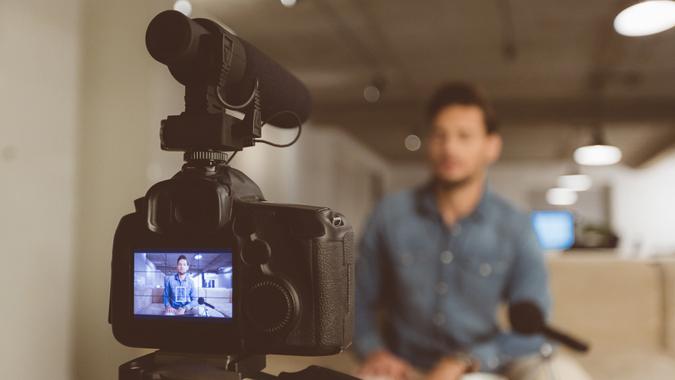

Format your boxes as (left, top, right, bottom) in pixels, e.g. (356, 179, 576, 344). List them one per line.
(119, 351, 358, 380)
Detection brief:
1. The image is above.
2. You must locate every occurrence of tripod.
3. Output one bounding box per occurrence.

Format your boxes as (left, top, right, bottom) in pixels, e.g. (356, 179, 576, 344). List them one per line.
(119, 351, 359, 380)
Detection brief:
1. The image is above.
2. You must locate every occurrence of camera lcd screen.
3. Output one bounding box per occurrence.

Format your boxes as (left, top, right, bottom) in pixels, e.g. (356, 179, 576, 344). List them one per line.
(133, 251, 233, 319)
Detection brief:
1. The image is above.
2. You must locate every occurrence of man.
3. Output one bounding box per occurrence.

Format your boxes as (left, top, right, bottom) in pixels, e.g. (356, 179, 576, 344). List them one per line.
(163, 255, 199, 315)
(354, 83, 589, 380)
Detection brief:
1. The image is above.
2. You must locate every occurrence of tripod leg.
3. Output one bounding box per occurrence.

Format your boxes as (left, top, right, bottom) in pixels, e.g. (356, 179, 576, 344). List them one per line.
(119, 351, 267, 380)
(119, 352, 159, 380)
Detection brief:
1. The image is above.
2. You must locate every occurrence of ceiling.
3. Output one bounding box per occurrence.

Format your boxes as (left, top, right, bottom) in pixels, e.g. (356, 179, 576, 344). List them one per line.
(145, 253, 232, 274)
(200, 0, 675, 166)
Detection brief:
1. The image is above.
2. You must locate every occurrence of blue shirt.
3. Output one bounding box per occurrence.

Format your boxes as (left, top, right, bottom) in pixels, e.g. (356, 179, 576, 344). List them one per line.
(163, 273, 198, 309)
(354, 184, 551, 372)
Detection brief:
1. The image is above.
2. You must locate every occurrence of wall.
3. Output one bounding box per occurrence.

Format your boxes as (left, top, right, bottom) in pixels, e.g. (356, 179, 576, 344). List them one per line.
(612, 148, 675, 257)
(72, 1, 184, 379)
(0, 0, 81, 378)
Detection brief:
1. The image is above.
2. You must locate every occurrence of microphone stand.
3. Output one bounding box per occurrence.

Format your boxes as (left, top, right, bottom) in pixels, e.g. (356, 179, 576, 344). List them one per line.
(197, 297, 228, 318)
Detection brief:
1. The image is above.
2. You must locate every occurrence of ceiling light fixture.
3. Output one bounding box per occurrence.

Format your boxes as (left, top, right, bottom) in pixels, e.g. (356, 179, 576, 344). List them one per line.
(280, 0, 298, 8)
(363, 85, 381, 103)
(404, 134, 422, 151)
(614, 1, 675, 37)
(546, 187, 578, 206)
(574, 127, 622, 166)
(363, 75, 387, 103)
(173, 0, 192, 16)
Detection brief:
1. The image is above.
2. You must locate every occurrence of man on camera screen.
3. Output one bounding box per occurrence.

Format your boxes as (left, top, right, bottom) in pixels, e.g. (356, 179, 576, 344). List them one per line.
(354, 83, 589, 380)
(164, 255, 198, 316)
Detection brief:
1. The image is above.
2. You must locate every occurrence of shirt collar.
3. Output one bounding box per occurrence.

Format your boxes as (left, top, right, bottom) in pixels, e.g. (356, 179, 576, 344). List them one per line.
(415, 180, 491, 222)
(174, 273, 188, 282)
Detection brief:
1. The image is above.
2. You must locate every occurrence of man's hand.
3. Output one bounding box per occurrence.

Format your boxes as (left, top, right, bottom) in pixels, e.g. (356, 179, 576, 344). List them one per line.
(176, 307, 186, 315)
(357, 350, 414, 380)
(165, 306, 177, 314)
(425, 357, 471, 380)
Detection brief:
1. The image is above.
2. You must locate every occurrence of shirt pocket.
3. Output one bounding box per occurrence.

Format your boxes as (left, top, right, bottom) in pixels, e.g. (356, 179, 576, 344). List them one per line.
(389, 246, 436, 309)
(457, 254, 511, 303)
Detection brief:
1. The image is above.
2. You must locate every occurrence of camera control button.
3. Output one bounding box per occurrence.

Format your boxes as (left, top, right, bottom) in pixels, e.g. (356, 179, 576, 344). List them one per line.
(245, 280, 296, 334)
(243, 239, 271, 266)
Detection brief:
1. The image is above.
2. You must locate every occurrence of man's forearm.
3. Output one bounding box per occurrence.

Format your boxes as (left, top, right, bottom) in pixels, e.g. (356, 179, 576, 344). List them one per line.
(353, 318, 385, 359)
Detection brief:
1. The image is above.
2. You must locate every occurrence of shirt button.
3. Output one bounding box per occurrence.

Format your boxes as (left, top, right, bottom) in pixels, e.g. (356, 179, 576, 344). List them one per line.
(435, 281, 449, 295)
(433, 312, 446, 326)
(440, 250, 454, 264)
(540, 342, 554, 357)
(479, 263, 493, 277)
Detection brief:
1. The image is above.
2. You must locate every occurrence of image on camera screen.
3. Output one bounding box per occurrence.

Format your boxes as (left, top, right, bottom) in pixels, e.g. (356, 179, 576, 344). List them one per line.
(133, 251, 233, 319)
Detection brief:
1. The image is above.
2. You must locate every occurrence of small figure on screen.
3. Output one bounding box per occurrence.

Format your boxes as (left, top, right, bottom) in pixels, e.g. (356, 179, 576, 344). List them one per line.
(163, 255, 199, 315)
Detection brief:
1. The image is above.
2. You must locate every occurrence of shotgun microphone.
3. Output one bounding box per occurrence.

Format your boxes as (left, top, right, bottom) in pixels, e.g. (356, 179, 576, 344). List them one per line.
(146, 10, 311, 128)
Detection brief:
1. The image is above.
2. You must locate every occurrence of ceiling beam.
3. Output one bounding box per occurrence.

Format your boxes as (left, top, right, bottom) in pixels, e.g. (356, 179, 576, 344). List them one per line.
(312, 98, 675, 128)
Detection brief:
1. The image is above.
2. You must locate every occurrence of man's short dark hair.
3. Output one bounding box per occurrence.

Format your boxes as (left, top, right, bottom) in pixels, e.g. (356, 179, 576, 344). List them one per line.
(177, 255, 189, 265)
(426, 82, 498, 134)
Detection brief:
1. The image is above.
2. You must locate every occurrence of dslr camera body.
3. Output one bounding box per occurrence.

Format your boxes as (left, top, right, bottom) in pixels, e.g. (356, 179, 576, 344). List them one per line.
(108, 10, 355, 377)
(110, 163, 354, 356)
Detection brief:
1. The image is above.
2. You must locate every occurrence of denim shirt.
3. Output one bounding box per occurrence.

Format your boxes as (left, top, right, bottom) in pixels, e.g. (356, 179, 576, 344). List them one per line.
(354, 184, 551, 372)
(163, 273, 198, 309)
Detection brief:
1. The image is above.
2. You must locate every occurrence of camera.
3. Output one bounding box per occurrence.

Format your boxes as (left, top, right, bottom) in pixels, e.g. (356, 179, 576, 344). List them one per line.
(110, 171, 354, 355)
(108, 10, 355, 372)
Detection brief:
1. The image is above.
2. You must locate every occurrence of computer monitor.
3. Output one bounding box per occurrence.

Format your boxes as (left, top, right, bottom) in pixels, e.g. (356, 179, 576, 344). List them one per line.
(531, 211, 575, 251)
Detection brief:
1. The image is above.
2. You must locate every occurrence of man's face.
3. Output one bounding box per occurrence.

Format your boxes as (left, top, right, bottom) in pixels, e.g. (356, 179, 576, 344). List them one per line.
(177, 259, 189, 275)
(426, 105, 502, 187)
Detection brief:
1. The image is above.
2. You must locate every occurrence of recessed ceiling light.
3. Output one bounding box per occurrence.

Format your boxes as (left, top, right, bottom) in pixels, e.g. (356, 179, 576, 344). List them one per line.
(404, 134, 422, 151)
(281, 0, 298, 8)
(363, 85, 381, 103)
(173, 0, 192, 17)
(614, 1, 675, 37)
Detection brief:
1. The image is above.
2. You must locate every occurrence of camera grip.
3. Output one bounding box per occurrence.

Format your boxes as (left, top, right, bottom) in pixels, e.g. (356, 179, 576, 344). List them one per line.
(313, 230, 355, 349)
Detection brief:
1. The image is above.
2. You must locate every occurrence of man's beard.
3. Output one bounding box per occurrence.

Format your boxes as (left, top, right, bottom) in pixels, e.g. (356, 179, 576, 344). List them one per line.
(433, 171, 478, 191)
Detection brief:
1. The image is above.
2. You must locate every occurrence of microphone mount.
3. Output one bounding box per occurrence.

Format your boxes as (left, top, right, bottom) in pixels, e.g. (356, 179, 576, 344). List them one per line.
(162, 77, 263, 155)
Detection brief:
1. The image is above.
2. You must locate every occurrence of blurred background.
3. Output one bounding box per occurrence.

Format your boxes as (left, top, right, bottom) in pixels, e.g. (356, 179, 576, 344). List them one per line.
(1, 0, 674, 379)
